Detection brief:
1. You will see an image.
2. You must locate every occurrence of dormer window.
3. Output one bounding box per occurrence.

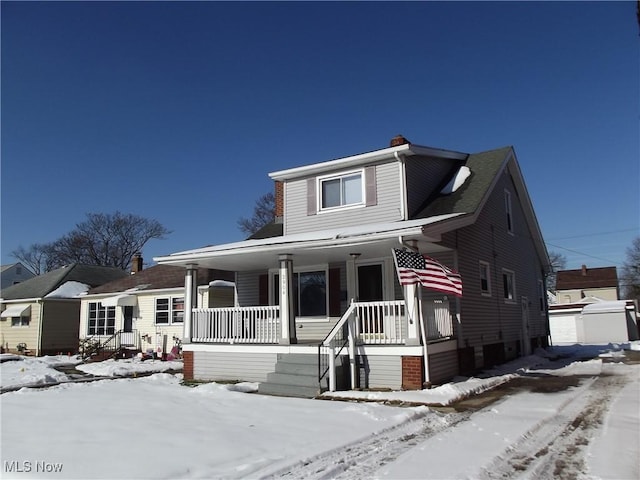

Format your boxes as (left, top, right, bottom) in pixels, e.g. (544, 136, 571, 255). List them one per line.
(319, 171, 363, 210)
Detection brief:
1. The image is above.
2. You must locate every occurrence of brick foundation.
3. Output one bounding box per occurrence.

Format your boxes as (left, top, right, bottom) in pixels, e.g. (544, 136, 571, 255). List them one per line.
(183, 351, 194, 381)
(402, 356, 424, 390)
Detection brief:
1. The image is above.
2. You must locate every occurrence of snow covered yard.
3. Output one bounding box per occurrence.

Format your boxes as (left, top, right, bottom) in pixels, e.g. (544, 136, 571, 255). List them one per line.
(1, 344, 638, 479)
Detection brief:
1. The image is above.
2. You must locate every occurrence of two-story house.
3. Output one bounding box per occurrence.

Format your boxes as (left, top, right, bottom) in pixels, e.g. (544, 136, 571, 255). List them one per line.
(1, 262, 36, 289)
(155, 136, 550, 397)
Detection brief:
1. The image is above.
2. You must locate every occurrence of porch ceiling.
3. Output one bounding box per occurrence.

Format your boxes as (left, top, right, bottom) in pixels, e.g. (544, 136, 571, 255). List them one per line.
(154, 215, 461, 271)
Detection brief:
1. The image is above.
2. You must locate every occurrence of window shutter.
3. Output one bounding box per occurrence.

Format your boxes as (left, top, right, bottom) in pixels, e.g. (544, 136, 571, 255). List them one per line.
(258, 274, 269, 306)
(329, 268, 341, 317)
(307, 178, 317, 215)
(365, 166, 377, 206)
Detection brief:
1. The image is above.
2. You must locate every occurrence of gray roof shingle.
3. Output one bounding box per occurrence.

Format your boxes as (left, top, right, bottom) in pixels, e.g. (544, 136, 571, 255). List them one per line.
(0, 264, 128, 300)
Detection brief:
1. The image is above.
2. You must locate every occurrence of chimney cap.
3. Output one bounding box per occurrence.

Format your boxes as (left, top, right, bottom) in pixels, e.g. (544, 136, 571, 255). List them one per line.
(390, 134, 410, 147)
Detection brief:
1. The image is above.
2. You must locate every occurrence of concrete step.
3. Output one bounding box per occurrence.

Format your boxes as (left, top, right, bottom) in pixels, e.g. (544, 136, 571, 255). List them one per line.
(276, 353, 319, 365)
(275, 361, 318, 376)
(264, 371, 320, 388)
(257, 381, 320, 399)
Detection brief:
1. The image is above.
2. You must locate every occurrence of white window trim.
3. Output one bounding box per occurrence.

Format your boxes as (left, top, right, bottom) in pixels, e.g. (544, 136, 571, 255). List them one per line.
(317, 169, 365, 213)
(155, 296, 185, 325)
(502, 269, 517, 303)
(87, 302, 116, 336)
(479, 261, 492, 297)
(269, 264, 330, 321)
(11, 317, 30, 327)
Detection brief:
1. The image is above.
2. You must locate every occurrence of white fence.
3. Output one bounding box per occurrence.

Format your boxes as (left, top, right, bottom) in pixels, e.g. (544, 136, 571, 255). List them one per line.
(192, 306, 280, 344)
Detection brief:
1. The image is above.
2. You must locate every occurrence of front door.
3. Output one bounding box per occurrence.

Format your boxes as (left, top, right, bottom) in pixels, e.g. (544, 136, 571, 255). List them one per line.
(357, 264, 384, 334)
(123, 306, 134, 332)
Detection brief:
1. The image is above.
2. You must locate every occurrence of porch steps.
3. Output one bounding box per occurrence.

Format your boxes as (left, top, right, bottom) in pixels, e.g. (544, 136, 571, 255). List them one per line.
(258, 353, 326, 399)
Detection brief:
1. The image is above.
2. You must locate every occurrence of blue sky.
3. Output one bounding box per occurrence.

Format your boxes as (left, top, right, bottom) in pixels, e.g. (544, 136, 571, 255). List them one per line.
(2, 1, 638, 271)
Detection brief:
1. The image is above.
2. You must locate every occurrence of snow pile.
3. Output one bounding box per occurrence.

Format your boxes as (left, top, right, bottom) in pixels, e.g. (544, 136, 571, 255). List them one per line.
(44, 281, 91, 298)
(0, 354, 81, 389)
(76, 358, 183, 377)
(441, 165, 471, 194)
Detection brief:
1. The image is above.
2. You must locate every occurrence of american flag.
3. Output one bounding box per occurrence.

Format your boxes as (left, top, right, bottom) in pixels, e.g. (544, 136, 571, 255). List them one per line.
(392, 248, 463, 297)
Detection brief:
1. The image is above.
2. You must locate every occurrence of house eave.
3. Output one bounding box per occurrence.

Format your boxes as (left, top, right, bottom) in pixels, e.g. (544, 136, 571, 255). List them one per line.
(154, 214, 463, 270)
(269, 144, 467, 181)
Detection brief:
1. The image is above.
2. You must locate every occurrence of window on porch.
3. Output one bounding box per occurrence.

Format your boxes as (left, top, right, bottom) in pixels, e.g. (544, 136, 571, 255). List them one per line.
(273, 270, 327, 317)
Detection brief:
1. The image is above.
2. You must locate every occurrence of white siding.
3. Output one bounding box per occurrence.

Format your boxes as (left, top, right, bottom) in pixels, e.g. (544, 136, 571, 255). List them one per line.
(0, 301, 41, 354)
(284, 162, 402, 235)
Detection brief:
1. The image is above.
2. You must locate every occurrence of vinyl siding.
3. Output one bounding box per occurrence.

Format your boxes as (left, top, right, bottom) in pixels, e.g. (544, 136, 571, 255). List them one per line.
(0, 301, 41, 354)
(405, 155, 459, 217)
(193, 351, 278, 382)
(427, 350, 459, 384)
(39, 300, 80, 353)
(358, 355, 402, 390)
(439, 170, 547, 351)
(237, 271, 261, 307)
(284, 161, 402, 235)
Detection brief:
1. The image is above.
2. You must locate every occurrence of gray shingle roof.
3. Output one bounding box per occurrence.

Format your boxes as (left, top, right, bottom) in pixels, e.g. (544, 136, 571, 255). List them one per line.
(87, 264, 234, 295)
(0, 264, 128, 300)
(413, 146, 512, 219)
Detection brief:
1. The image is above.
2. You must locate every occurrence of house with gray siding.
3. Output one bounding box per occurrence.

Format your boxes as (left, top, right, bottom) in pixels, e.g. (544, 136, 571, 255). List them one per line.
(155, 135, 550, 397)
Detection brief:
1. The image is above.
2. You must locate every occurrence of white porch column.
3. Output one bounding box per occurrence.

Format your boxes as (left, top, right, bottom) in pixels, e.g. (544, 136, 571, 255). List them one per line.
(279, 254, 297, 344)
(183, 264, 198, 343)
(404, 241, 421, 346)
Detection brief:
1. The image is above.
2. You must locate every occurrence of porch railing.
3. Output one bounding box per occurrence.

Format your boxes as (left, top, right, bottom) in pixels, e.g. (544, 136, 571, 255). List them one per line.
(423, 298, 453, 340)
(354, 300, 406, 344)
(192, 306, 280, 344)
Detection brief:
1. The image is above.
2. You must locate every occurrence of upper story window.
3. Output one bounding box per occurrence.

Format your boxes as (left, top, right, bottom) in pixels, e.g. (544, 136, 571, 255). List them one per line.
(319, 171, 363, 210)
(88, 302, 115, 335)
(155, 297, 185, 325)
(504, 189, 514, 234)
(479, 261, 491, 296)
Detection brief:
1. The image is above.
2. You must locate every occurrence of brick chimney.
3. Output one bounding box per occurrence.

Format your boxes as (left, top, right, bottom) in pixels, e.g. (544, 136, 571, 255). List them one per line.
(581, 264, 587, 276)
(390, 134, 410, 147)
(275, 180, 284, 219)
(131, 253, 143, 275)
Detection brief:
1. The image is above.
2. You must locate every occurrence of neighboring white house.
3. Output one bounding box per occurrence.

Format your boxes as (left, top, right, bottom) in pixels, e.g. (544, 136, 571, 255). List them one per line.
(1, 262, 36, 289)
(0, 264, 127, 355)
(79, 264, 234, 357)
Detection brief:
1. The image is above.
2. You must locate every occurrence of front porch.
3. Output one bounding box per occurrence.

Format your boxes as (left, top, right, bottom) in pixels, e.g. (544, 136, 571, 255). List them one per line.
(183, 298, 457, 395)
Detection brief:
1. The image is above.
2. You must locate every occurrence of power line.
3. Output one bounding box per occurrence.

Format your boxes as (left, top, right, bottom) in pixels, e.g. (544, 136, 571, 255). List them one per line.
(545, 242, 623, 266)
(546, 227, 638, 241)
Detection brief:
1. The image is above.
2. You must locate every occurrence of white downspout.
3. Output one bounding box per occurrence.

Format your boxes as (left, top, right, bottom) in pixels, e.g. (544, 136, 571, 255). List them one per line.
(398, 237, 430, 387)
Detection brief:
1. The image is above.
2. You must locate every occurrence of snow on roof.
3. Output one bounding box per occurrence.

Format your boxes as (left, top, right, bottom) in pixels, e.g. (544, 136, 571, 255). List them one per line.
(44, 281, 91, 298)
(441, 166, 471, 194)
(582, 301, 628, 314)
(209, 280, 235, 288)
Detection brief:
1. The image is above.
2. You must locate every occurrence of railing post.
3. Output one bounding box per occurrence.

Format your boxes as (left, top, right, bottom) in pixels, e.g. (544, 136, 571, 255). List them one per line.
(183, 264, 198, 344)
(347, 314, 357, 389)
(329, 348, 336, 392)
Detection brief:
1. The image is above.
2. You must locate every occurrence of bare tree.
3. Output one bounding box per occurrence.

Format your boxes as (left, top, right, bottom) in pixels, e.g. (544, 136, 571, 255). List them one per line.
(237, 192, 276, 236)
(620, 236, 640, 302)
(546, 251, 567, 292)
(11, 212, 171, 272)
(10, 243, 55, 275)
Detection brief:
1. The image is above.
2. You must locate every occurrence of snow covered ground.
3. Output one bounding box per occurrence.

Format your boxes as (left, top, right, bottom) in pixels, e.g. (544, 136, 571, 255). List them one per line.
(1, 343, 638, 479)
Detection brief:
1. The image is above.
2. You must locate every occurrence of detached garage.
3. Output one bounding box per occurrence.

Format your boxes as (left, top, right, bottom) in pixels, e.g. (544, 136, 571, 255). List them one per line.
(549, 300, 639, 344)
